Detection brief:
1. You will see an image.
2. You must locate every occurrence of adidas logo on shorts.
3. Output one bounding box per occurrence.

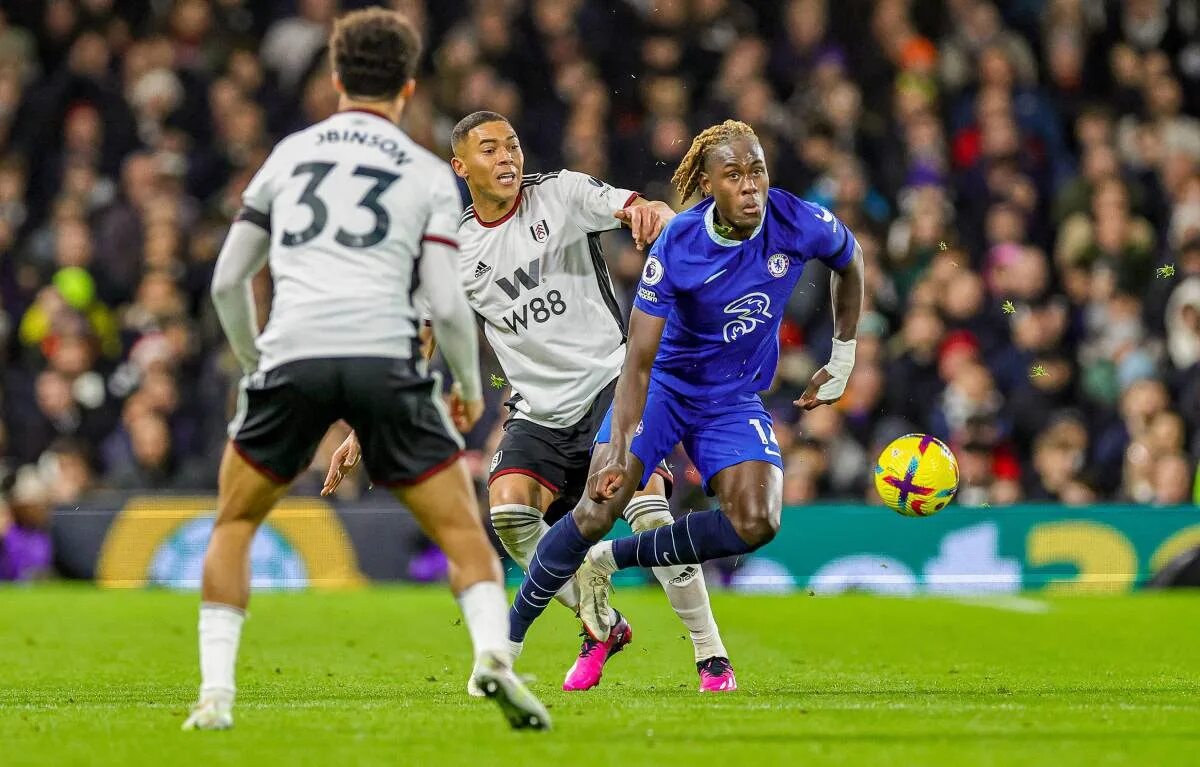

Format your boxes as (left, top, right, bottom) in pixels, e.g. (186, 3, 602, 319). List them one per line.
(474, 261, 492, 278)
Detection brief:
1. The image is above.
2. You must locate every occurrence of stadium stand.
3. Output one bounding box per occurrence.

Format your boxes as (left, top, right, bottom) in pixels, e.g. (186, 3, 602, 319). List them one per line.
(1, 0, 1198, 563)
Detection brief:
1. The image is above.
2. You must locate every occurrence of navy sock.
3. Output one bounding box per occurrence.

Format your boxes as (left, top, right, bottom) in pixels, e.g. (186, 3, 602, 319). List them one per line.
(610, 510, 752, 570)
(508, 513, 595, 643)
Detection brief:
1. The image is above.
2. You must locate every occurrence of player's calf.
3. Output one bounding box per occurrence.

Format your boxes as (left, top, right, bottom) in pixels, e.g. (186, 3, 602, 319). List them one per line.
(725, 504, 780, 549)
(624, 495, 729, 664)
(714, 460, 783, 549)
(185, 443, 289, 732)
(508, 497, 623, 644)
(489, 504, 581, 610)
(489, 503, 545, 568)
(572, 491, 628, 540)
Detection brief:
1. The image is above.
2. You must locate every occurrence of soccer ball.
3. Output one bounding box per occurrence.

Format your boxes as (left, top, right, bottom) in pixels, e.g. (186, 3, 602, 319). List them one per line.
(874, 434, 959, 517)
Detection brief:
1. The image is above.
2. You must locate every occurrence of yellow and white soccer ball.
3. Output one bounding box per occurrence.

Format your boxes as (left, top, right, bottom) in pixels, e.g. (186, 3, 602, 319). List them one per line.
(874, 433, 959, 517)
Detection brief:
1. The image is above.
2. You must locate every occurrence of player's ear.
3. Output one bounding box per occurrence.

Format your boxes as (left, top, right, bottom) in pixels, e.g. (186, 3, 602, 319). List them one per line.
(450, 156, 468, 180)
(400, 79, 417, 100)
(698, 172, 711, 197)
(331, 71, 345, 95)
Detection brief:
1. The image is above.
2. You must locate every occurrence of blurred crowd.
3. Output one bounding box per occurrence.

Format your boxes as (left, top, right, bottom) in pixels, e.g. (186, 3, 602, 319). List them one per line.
(2, 0, 1200, 578)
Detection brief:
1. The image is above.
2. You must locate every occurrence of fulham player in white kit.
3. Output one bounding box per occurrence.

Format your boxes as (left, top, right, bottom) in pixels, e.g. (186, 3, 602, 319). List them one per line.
(326, 112, 736, 693)
(184, 10, 548, 731)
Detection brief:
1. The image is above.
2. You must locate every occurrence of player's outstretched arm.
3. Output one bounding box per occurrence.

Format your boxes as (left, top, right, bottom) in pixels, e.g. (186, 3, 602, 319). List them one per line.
(613, 197, 675, 251)
(419, 238, 484, 432)
(798, 240, 865, 410)
(588, 307, 667, 502)
(210, 220, 270, 374)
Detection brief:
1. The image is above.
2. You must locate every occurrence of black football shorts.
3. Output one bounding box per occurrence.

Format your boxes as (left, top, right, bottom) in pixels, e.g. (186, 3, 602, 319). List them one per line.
(230, 356, 463, 486)
(487, 377, 673, 514)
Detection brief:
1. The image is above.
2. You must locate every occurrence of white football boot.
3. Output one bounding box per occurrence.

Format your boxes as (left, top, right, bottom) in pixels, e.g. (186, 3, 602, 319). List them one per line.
(473, 652, 551, 731)
(467, 639, 525, 698)
(574, 552, 615, 641)
(181, 695, 233, 731)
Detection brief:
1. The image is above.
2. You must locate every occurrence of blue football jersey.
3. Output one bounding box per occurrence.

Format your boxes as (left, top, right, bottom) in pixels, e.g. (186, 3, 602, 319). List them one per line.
(633, 187, 857, 402)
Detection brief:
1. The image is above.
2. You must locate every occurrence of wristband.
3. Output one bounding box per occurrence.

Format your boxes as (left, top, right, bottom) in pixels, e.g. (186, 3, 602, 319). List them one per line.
(817, 338, 856, 400)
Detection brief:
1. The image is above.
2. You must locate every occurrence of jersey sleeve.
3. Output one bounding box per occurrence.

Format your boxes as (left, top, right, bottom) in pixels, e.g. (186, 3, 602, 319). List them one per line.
(557, 169, 639, 233)
(632, 231, 677, 318)
(412, 288, 432, 323)
(800, 200, 857, 271)
(239, 143, 288, 229)
(423, 165, 464, 248)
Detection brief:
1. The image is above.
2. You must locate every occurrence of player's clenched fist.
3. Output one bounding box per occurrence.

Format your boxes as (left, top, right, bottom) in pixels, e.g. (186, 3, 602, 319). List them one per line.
(587, 443, 628, 502)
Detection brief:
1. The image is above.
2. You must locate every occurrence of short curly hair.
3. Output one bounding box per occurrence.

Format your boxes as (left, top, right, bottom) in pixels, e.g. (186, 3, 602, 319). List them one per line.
(329, 8, 421, 101)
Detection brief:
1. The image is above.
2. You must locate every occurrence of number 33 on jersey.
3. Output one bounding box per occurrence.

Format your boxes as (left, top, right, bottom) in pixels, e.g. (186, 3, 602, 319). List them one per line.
(238, 110, 462, 371)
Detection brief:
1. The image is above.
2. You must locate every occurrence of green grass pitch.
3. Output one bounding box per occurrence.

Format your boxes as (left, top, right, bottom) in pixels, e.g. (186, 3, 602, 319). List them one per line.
(2, 585, 1199, 766)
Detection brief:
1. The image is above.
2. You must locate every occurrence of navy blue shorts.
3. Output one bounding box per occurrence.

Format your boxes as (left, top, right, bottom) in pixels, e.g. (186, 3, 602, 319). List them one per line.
(594, 379, 784, 495)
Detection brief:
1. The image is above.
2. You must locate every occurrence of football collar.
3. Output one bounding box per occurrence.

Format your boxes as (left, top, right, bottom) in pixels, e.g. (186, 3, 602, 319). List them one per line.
(704, 198, 766, 247)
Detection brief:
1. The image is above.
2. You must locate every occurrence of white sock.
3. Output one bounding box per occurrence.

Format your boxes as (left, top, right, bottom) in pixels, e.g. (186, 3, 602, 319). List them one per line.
(490, 504, 579, 610)
(457, 581, 511, 666)
(624, 497, 729, 662)
(198, 603, 245, 701)
(591, 540, 617, 573)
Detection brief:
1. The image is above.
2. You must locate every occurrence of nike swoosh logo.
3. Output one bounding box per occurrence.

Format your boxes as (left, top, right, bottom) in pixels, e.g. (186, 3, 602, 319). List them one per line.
(816, 208, 834, 223)
(703, 269, 728, 284)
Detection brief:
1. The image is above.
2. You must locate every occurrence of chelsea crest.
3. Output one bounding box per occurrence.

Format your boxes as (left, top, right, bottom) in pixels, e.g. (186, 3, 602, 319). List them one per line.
(768, 253, 789, 278)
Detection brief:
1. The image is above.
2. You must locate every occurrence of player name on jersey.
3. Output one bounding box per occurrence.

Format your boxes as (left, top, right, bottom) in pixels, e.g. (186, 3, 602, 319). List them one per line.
(312, 123, 413, 167)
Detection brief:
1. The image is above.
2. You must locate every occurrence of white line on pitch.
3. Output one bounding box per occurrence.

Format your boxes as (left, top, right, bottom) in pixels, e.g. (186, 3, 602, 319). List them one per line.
(949, 596, 1052, 614)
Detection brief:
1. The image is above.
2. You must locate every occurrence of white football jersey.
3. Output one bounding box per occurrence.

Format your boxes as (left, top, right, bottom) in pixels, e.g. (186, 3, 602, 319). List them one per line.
(458, 170, 638, 428)
(241, 110, 461, 371)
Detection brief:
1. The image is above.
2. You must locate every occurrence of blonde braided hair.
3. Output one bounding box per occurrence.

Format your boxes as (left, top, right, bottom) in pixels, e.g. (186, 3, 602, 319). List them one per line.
(671, 120, 759, 204)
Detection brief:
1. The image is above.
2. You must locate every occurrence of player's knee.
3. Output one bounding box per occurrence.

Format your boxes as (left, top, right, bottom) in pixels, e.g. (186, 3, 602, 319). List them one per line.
(213, 493, 275, 528)
(488, 474, 543, 509)
(573, 500, 620, 540)
(730, 506, 779, 549)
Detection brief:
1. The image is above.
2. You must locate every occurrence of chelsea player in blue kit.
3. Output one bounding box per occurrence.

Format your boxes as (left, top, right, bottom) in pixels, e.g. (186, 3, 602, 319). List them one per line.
(507, 121, 865, 688)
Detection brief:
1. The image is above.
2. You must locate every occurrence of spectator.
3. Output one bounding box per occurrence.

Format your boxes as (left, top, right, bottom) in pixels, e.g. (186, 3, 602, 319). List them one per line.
(929, 360, 1005, 447)
(1152, 454, 1195, 505)
(42, 438, 96, 506)
(0, 0, 1195, 519)
(106, 412, 204, 491)
(0, 466, 53, 581)
(9, 368, 108, 465)
(1027, 416, 1089, 502)
(259, 0, 337, 97)
(885, 304, 944, 427)
(798, 406, 867, 497)
(1165, 276, 1200, 370)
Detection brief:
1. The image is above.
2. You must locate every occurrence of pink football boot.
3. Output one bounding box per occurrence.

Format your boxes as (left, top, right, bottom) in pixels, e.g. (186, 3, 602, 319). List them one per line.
(562, 613, 633, 691)
(697, 656, 738, 692)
